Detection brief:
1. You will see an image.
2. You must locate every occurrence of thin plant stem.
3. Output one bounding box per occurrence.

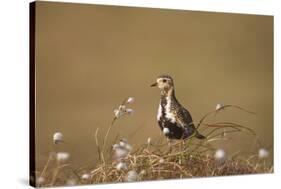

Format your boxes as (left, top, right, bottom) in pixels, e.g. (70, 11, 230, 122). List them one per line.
(101, 117, 117, 163)
(94, 128, 103, 163)
(39, 153, 53, 179)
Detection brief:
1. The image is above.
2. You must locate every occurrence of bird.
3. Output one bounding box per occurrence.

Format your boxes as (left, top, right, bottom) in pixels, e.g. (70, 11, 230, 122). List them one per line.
(151, 74, 205, 140)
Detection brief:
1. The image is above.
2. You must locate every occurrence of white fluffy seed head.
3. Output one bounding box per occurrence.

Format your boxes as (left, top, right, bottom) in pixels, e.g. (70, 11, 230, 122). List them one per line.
(114, 105, 126, 118)
(116, 162, 128, 170)
(53, 132, 63, 144)
(112, 143, 120, 150)
(36, 176, 45, 185)
(113, 140, 132, 160)
(147, 137, 151, 145)
(114, 109, 124, 118)
(259, 148, 269, 159)
(114, 148, 129, 160)
(163, 128, 170, 135)
(214, 149, 226, 162)
(81, 173, 90, 180)
(159, 158, 165, 163)
(119, 105, 126, 112)
(119, 141, 127, 147)
(119, 139, 132, 151)
(216, 103, 224, 110)
(126, 170, 138, 182)
(114, 104, 134, 118)
(56, 152, 70, 162)
(126, 108, 134, 114)
(126, 97, 135, 104)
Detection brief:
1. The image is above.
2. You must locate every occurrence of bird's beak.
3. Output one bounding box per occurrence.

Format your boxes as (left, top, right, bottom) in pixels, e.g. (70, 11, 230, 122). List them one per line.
(150, 82, 157, 87)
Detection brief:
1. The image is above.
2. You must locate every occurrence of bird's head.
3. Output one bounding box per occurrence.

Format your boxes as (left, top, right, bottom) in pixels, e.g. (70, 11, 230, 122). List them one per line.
(151, 74, 174, 94)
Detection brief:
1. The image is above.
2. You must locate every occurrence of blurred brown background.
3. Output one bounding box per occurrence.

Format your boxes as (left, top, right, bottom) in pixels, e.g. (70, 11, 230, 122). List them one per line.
(34, 2, 273, 170)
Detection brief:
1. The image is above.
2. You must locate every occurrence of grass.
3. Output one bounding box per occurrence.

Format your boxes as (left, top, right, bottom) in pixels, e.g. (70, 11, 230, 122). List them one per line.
(34, 98, 273, 187)
(90, 147, 271, 183)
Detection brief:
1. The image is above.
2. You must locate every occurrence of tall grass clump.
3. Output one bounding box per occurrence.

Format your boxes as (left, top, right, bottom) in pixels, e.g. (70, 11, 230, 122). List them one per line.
(35, 99, 273, 187)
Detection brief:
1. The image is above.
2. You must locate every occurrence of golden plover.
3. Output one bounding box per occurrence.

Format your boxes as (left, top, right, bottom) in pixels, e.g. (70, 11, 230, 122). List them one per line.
(151, 74, 205, 140)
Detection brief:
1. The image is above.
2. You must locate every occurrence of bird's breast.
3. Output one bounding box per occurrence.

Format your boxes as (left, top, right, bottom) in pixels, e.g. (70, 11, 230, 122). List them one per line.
(164, 96, 176, 123)
(157, 96, 176, 124)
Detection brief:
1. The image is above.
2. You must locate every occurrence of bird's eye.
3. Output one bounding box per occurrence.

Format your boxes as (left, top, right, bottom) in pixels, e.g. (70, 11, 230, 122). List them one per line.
(162, 79, 167, 83)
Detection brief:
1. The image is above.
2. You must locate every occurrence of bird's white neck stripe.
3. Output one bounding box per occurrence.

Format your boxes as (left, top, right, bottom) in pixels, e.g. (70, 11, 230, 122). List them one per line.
(157, 103, 162, 121)
(165, 96, 176, 123)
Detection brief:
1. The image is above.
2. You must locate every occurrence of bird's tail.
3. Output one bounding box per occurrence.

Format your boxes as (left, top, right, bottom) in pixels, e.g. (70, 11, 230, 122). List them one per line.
(195, 131, 206, 139)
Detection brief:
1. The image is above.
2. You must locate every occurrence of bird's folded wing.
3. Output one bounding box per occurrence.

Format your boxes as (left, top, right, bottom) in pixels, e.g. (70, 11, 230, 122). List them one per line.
(176, 107, 194, 128)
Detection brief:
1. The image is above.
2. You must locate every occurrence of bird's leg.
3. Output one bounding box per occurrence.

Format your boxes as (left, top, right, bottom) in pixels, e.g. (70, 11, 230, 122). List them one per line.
(167, 138, 172, 153)
(181, 139, 185, 151)
(176, 139, 186, 165)
(168, 139, 172, 153)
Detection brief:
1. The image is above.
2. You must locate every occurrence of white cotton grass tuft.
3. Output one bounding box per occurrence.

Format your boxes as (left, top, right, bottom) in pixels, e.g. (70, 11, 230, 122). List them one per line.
(114, 106, 134, 118)
(116, 162, 128, 170)
(112, 143, 120, 150)
(36, 176, 45, 185)
(114, 147, 129, 160)
(81, 173, 90, 180)
(159, 158, 165, 163)
(113, 97, 135, 118)
(126, 170, 138, 182)
(163, 128, 170, 135)
(126, 97, 135, 104)
(216, 103, 224, 111)
(258, 148, 269, 159)
(114, 107, 125, 118)
(53, 132, 63, 144)
(214, 149, 226, 163)
(119, 141, 127, 147)
(119, 139, 133, 151)
(113, 139, 133, 160)
(125, 108, 134, 114)
(119, 138, 128, 144)
(56, 152, 70, 162)
(147, 137, 151, 145)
